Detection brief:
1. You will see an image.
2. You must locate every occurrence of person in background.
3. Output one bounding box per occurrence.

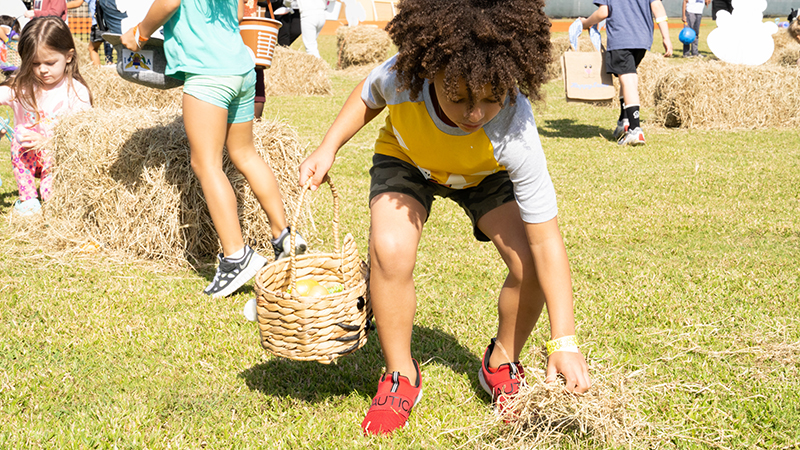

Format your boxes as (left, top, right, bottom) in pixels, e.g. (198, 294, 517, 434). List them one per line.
(121, 0, 307, 297)
(711, 0, 732, 21)
(298, 0, 326, 58)
(581, 0, 673, 146)
(266, 0, 301, 47)
(65, 0, 104, 66)
(682, 0, 709, 58)
(23, 0, 67, 21)
(0, 17, 93, 216)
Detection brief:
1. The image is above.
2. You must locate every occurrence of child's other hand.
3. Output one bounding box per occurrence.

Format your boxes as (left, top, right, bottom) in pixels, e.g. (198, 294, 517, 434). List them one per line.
(17, 130, 45, 149)
(662, 35, 673, 58)
(545, 350, 591, 393)
(299, 147, 336, 191)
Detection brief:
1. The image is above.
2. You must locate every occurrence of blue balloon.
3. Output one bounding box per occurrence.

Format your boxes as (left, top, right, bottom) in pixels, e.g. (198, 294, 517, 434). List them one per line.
(679, 27, 697, 44)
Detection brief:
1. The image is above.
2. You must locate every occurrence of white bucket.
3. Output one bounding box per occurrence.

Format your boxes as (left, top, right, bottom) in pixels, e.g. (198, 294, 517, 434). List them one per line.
(240, 17, 282, 68)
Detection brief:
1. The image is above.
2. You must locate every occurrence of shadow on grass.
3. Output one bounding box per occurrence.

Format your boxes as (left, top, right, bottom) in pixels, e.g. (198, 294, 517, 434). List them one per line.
(0, 188, 16, 209)
(538, 118, 610, 140)
(238, 325, 482, 402)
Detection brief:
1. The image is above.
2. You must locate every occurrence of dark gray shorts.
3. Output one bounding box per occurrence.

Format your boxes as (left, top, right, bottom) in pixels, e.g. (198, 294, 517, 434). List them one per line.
(369, 154, 515, 242)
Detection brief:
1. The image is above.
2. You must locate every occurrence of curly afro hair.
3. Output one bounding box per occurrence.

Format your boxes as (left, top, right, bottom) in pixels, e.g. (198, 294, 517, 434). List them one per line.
(386, 0, 552, 107)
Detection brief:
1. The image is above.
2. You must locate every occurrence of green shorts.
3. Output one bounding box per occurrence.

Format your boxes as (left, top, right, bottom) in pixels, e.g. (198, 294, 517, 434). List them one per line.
(182, 70, 256, 124)
(369, 154, 515, 242)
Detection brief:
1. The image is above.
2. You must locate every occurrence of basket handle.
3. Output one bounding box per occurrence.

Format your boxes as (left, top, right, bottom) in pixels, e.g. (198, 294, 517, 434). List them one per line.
(288, 176, 341, 296)
(267, 1, 275, 20)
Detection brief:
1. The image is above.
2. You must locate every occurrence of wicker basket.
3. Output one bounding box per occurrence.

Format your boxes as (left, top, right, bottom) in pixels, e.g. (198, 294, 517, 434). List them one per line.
(254, 178, 371, 364)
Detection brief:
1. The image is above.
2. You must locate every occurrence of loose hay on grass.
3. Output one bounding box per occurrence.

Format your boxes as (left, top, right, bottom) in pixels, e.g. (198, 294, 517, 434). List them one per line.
(336, 25, 391, 69)
(263, 46, 332, 96)
(653, 60, 800, 129)
(80, 64, 183, 110)
(475, 361, 661, 449)
(39, 107, 308, 265)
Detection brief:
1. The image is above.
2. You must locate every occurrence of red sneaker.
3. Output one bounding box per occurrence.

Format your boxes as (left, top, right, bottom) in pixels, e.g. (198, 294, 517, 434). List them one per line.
(361, 359, 423, 435)
(478, 338, 525, 416)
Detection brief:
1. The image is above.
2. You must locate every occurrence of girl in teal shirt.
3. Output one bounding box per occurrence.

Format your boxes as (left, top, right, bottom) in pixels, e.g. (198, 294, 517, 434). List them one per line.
(122, 0, 306, 297)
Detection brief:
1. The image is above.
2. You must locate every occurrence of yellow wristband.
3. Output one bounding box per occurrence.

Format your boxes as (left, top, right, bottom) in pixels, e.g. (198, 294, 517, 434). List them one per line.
(546, 335, 580, 356)
(655, 16, 668, 24)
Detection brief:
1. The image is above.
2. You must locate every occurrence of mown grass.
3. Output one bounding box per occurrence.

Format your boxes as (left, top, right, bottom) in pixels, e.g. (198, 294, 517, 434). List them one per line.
(1, 25, 798, 449)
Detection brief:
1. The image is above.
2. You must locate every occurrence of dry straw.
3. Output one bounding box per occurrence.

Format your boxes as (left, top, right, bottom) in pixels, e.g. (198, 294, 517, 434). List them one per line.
(36, 107, 308, 266)
(768, 29, 800, 67)
(472, 361, 661, 449)
(81, 64, 183, 110)
(653, 60, 800, 129)
(336, 25, 391, 69)
(263, 46, 332, 96)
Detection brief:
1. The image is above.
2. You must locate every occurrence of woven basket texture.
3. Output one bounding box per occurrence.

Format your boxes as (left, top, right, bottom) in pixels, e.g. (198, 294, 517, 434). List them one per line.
(254, 179, 371, 364)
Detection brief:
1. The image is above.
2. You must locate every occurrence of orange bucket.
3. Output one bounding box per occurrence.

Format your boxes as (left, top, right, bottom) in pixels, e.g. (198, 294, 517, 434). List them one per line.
(240, 17, 281, 68)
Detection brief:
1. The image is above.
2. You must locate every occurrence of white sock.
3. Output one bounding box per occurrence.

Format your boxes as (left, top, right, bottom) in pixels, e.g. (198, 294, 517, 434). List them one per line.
(225, 247, 246, 261)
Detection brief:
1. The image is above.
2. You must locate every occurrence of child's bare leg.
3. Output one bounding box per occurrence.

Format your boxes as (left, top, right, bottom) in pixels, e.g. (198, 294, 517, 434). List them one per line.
(183, 94, 245, 257)
(89, 41, 101, 66)
(478, 202, 546, 368)
(618, 73, 640, 108)
(225, 120, 287, 238)
(369, 192, 426, 384)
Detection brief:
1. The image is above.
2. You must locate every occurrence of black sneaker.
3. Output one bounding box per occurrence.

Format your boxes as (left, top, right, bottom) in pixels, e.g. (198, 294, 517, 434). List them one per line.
(270, 227, 308, 261)
(203, 245, 267, 297)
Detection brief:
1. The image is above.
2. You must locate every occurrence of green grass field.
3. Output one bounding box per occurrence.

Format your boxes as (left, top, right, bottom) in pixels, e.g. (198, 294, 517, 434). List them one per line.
(0, 25, 798, 449)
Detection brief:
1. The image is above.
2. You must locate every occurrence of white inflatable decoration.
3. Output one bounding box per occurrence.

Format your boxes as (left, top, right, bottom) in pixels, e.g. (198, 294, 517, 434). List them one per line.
(707, 0, 778, 66)
(341, 0, 366, 27)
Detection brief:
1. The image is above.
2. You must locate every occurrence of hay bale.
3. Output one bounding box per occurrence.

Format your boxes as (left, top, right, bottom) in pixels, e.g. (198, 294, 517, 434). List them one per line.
(653, 60, 800, 129)
(81, 64, 183, 110)
(263, 46, 332, 96)
(336, 25, 391, 69)
(45, 107, 308, 264)
(768, 30, 800, 67)
(634, 51, 669, 109)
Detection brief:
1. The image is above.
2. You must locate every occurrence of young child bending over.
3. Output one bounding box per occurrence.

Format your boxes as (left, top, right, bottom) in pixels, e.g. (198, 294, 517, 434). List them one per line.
(0, 17, 92, 216)
(121, 0, 306, 298)
(299, 0, 591, 435)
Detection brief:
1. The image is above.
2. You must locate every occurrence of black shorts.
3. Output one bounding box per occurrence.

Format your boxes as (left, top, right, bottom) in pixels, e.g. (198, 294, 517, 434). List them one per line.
(369, 154, 515, 242)
(606, 49, 647, 76)
(90, 24, 104, 43)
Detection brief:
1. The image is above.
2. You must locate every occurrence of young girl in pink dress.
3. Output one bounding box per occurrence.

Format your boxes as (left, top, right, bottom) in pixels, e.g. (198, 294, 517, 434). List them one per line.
(0, 16, 92, 216)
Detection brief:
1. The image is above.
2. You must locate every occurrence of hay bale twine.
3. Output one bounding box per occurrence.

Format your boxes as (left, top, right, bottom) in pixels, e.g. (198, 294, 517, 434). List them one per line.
(263, 46, 332, 96)
(47, 107, 308, 264)
(81, 64, 183, 110)
(653, 60, 800, 129)
(336, 25, 391, 69)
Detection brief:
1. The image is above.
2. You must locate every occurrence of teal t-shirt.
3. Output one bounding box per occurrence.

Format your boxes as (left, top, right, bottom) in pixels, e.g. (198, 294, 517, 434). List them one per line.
(163, 0, 254, 80)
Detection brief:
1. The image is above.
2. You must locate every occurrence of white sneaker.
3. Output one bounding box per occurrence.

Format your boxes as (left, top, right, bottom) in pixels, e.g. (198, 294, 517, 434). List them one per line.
(271, 227, 308, 261)
(613, 119, 629, 141)
(617, 127, 646, 146)
(203, 245, 267, 297)
(243, 297, 258, 322)
(13, 198, 42, 216)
